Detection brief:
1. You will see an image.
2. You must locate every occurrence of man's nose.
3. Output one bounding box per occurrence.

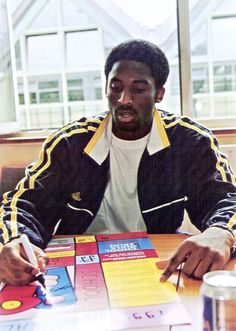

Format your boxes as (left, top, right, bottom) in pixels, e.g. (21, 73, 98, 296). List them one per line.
(118, 90, 133, 105)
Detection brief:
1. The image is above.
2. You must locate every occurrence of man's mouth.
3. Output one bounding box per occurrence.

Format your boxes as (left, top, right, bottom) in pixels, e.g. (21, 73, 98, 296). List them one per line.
(116, 109, 136, 123)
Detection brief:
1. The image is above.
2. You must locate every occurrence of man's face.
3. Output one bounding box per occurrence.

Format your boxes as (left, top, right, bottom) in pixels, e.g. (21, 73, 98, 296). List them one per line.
(106, 60, 164, 140)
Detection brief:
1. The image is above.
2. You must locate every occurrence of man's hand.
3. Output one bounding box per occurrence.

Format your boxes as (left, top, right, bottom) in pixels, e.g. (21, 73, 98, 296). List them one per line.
(0, 238, 48, 286)
(158, 227, 235, 281)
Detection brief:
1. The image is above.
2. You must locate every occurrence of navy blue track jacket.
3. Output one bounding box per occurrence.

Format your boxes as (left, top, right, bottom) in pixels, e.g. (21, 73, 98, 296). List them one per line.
(0, 109, 236, 250)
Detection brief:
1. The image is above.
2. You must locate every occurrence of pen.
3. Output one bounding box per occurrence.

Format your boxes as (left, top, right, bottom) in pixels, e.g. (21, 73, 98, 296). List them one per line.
(20, 234, 46, 288)
(0, 281, 5, 291)
(176, 261, 185, 292)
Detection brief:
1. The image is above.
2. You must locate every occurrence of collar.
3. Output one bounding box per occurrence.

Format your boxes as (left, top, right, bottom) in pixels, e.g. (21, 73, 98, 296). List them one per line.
(84, 108, 170, 165)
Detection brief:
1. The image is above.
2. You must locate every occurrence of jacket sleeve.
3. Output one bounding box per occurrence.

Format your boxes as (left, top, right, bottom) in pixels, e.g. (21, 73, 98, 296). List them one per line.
(0, 134, 72, 251)
(184, 131, 236, 239)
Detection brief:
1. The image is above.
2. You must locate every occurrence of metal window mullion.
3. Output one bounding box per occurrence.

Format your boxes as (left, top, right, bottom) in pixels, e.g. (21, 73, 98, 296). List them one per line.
(233, 64, 236, 91)
(176, 0, 193, 117)
(58, 0, 69, 125)
(207, 17, 214, 118)
(60, 48, 69, 124)
(6, 0, 20, 125)
(97, 27, 106, 105)
(21, 35, 31, 129)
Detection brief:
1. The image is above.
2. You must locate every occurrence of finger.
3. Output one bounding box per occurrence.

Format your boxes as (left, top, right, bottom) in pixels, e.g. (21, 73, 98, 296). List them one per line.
(12, 253, 39, 273)
(5, 246, 39, 279)
(182, 249, 203, 276)
(160, 255, 186, 282)
(192, 261, 212, 279)
(186, 250, 223, 279)
(0, 264, 35, 285)
(37, 255, 49, 273)
(34, 246, 48, 269)
(29, 244, 48, 272)
(160, 244, 193, 282)
(183, 256, 210, 279)
(13, 273, 36, 286)
(0, 242, 37, 285)
(208, 253, 225, 273)
(190, 251, 216, 279)
(156, 260, 169, 270)
(159, 257, 179, 282)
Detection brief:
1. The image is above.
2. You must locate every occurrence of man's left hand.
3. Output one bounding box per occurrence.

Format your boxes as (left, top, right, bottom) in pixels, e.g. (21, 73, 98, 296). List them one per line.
(158, 227, 235, 281)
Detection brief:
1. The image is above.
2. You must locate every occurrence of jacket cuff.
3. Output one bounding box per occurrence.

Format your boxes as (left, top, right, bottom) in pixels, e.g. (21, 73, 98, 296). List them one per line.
(209, 224, 236, 256)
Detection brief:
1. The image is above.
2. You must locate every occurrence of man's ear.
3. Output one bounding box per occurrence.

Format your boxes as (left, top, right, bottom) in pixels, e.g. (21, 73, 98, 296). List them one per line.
(155, 87, 165, 103)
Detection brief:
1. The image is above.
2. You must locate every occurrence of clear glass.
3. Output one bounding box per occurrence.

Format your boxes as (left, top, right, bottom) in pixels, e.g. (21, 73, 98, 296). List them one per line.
(10, 0, 179, 130)
(66, 30, 104, 70)
(27, 34, 61, 71)
(212, 17, 236, 56)
(29, 106, 64, 129)
(15, 40, 21, 70)
(29, 0, 58, 30)
(190, 0, 236, 120)
(69, 101, 104, 122)
(62, 0, 91, 27)
(67, 75, 84, 103)
(27, 76, 62, 105)
(107, 0, 179, 114)
(0, 0, 16, 132)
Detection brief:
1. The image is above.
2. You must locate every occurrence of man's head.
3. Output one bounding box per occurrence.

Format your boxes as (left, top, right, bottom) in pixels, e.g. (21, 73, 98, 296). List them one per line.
(105, 39, 169, 89)
(105, 39, 169, 140)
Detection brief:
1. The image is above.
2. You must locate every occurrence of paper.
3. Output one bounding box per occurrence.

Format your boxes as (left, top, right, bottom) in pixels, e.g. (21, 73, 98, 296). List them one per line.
(0, 232, 191, 330)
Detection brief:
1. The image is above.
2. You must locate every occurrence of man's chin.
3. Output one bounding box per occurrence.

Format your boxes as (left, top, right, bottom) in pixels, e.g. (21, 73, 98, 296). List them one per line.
(115, 121, 138, 133)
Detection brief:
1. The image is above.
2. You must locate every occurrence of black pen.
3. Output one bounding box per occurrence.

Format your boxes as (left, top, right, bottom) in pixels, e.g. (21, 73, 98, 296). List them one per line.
(20, 234, 46, 288)
(176, 262, 183, 292)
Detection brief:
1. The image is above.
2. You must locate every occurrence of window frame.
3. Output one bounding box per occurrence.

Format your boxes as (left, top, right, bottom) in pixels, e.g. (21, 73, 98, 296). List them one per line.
(2, 0, 236, 135)
(15, 26, 105, 130)
(177, 0, 236, 128)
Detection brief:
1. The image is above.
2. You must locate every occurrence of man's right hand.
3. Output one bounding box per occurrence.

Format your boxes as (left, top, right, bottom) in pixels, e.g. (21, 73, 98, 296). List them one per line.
(0, 238, 48, 286)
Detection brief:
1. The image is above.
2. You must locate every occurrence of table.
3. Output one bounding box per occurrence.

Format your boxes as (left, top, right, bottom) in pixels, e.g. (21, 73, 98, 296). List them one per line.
(1, 233, 235, 331)
(149, 234, 236, 331)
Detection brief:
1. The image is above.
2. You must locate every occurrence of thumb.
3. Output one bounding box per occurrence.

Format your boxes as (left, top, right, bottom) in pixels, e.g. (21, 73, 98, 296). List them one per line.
(32, 246, 49, 273)
(37, 253, 49, 273)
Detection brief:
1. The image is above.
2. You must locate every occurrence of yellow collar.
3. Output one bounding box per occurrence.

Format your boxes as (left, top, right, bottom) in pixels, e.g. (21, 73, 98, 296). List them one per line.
(84, 108, 170, 165)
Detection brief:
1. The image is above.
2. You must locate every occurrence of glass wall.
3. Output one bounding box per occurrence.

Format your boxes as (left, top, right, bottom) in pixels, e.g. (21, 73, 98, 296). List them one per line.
(0, 0, 17, 134)
(3, 0, 235, 132)
(8, 0, 178, 131)
(190, 0, 236, 121)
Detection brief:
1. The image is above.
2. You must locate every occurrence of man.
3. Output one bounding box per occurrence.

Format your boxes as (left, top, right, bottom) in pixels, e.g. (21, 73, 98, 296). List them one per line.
(0, 39, 236, 286)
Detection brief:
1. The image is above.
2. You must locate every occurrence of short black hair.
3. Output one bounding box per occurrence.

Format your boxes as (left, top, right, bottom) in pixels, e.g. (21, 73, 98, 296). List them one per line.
(104, 39, 169, 88)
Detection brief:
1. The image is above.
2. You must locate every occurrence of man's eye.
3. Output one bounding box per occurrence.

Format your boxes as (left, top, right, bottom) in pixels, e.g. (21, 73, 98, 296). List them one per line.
(133, 88, 146, 93)
(110, 83, 122, 92)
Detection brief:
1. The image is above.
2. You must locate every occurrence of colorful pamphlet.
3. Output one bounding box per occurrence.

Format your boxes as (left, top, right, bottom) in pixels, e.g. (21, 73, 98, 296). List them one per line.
(0, 232, 191, 330)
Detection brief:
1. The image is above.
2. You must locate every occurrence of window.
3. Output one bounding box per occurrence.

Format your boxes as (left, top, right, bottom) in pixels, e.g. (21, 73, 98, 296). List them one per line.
(0, 0, 18, 133)
(15, 40, 22, 70)
(214, 65, 233, 92)
(66, 30, 104, 71)
(212, 16, 236, 56)
(192, 66, 209, 94)
(94, 77, 103, 100)
(189, 0, 236, 124)
(27, 34, 62, 71)
(95, 88, 102, 100)
(2, 0, 235, 133)
(5, 0, 178, 131)
(38, 80, 61, 103)
(19, 93, 25, 105)
(67, 79, 84, 101)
